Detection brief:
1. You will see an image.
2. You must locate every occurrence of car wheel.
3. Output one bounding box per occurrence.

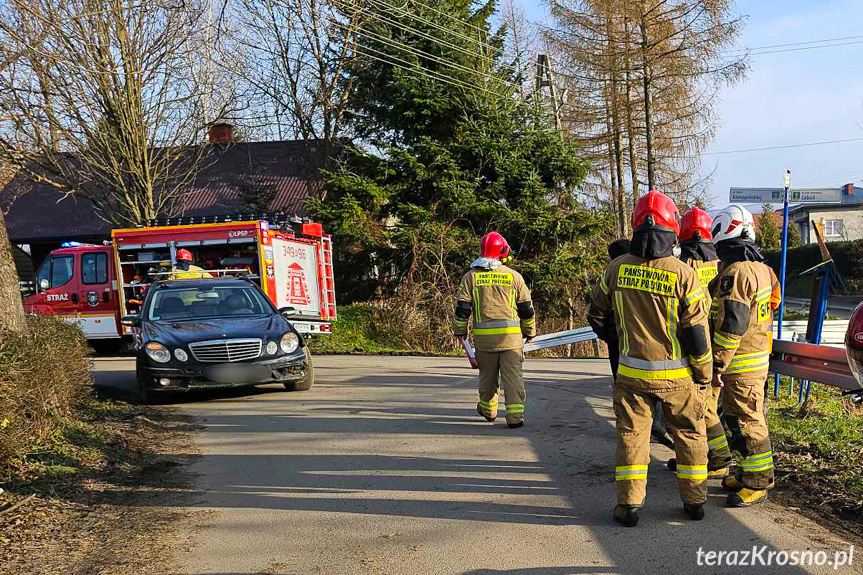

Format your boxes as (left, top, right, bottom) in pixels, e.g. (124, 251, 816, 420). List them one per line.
(284, 347, 314, 391)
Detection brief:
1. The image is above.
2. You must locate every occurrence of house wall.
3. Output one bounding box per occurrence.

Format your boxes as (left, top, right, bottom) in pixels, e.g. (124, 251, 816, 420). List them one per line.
(796, 208, 863, 243)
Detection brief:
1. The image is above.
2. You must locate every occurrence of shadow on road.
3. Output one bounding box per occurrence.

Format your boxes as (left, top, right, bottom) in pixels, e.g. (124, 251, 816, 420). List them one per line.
(92, 356, 831, 574)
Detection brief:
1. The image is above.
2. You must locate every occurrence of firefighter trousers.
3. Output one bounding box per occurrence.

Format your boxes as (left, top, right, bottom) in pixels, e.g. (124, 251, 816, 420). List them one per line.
(476, 349, 525, 425)
(613, 380, 708, 506)
(721, 377, 774, 489)
(705, 385, 732, 470)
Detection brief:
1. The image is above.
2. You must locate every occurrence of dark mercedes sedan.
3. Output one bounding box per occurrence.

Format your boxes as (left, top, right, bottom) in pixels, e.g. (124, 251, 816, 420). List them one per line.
(124, 277, 313, 401)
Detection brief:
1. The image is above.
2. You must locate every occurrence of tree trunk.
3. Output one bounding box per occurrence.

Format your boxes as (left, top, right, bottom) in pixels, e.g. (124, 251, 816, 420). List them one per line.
(606, 16, 627, 237)
(623, 14, 640, 210)
(0, 208, 27, 333)
(604, 98, 622, 236)
(639, 12, 656, 191)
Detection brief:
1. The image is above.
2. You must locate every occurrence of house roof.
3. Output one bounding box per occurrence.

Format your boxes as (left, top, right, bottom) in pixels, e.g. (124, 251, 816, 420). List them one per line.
(1, 139, 329, 244)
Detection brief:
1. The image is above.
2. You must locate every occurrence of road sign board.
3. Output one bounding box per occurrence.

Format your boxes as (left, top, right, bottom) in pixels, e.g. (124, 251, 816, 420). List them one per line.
(730, 187, 842, 204)
(729, 188, 785, 203)
(789, 188, 842, 204)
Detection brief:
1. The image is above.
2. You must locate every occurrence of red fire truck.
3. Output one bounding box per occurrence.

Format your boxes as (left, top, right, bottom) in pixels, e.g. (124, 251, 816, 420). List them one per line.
(22, 215, 337, 340)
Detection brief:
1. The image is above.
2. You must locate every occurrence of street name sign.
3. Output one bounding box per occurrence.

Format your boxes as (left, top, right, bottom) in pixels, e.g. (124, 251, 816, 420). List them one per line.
(730, 187, 842, 204)
(729, 188, 785, 203)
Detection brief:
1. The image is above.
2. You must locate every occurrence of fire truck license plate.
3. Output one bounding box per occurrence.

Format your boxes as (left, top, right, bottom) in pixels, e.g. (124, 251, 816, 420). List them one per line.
(292, 323, 309, 332)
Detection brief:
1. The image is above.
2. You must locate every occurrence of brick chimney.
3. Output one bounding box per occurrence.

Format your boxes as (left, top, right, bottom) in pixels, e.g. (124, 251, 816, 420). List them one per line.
(208, 122, 233, 144)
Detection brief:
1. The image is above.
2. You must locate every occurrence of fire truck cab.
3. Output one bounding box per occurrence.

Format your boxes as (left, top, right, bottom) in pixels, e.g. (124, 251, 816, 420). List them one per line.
(22, 215, 337, 340)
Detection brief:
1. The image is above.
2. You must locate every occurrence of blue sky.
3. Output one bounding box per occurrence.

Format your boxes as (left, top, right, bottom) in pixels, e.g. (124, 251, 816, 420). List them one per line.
(518, 0, 863, 208)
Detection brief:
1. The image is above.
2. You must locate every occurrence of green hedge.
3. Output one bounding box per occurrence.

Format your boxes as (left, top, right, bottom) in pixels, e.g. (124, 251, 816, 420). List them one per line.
(764, 239, 863, 296)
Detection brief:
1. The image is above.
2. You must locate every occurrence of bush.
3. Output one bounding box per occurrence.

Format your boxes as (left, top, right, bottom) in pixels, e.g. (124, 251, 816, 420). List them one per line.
(764, 239, 863, 296)
(0, 315, 92, 469)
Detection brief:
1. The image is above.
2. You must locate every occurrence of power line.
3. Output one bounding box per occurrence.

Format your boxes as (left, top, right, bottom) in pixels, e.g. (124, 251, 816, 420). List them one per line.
(704, 137, 863, 156)
(727, 34, 863, 53)
(749, 39, 863, 56)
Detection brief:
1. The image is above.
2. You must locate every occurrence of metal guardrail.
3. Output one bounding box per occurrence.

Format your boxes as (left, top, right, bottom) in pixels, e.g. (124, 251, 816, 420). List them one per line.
(515, 325, 862, 398)
(524, 327, 597, 353)
(773, 320, 848, 346)
(769, 339, 859, 393)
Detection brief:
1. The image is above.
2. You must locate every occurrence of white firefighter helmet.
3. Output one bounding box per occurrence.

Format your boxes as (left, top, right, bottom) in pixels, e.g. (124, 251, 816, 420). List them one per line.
(711, 204, 756, 244)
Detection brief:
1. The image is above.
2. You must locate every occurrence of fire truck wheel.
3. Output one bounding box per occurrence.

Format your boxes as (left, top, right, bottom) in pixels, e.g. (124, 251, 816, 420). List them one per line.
(284, 347, 314, 392)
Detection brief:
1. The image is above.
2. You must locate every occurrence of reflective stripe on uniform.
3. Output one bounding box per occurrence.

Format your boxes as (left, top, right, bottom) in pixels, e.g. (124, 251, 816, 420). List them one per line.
(755, 287, 772, 300)
(506, 404, 524, 413)
(521, 317, 536, 328)
(619, 356, 690, 370)
(615, 291, 629, 356)
(474, 320, 522, 336)
(683, 289, 704, 305)
(479, 400, 498, 410)
(726, 351, 770, 374)
(708, 435, 729, 450)
(475, 320, 520, 329)
(600, 272, 608, 294)
(618, 364, 694, 380)
(509, 290, 517, 320)
(713, 332, 741, 349)
(475, 327, 523, 335)
(690, 350, 712, 365)
(667, 297, 681, 359)
(676, 464, 708, 479)
(615, 464, 648, 481)
(740, 451, 774, 472)
(472, 287, 481, 323)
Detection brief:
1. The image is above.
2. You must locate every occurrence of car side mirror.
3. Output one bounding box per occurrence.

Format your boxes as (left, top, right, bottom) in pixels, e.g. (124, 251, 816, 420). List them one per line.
(121, 314, 141, 327)
(279, 306, 299, 317)
(39, 278, 50, 291)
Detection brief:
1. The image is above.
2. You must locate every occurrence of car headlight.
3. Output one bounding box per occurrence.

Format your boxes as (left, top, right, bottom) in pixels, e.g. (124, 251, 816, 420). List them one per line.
(266, 341, 279, 355)
(145, 342, 171, 363)
(280, 332, 300, 354)
(174, 348, 188, 362)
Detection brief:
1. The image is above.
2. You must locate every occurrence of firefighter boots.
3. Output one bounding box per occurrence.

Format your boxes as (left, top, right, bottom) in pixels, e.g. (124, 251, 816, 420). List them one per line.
(727, 488, 768, 507)
(683, 502, 705, 521)
(613, 504, 640, 527)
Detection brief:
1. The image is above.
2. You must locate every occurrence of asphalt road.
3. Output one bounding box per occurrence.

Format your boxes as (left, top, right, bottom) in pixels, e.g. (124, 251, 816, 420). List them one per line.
(93, 355, 861, 575)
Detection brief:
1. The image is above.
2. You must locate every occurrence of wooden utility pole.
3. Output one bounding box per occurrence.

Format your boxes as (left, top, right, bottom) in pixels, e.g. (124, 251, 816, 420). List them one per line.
(535, 54, 575, 357)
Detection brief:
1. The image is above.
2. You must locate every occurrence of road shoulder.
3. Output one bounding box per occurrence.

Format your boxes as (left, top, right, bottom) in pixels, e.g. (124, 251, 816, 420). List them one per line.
(0, 396, 202, 575)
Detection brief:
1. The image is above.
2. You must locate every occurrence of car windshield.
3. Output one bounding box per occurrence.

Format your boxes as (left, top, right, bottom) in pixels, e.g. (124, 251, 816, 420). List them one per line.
(147, 285, 271, 321)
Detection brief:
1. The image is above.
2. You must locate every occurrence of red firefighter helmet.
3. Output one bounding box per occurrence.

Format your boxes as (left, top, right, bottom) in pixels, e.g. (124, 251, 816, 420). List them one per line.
(176, 249, 193, 262)
(680, 208, 713, 241)
(845, 302, 863, 390)
(632, 190, 681, 235)
(479, 232, 511, 260)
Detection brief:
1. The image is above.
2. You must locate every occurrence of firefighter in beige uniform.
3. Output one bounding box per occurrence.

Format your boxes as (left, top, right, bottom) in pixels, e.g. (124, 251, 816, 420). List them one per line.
(710, 204, 779, 507)
(168, 249, 213, 279)
(453, 232, 536, 429)
(589, 190, 712, 527)
(666, 208, 733, 477)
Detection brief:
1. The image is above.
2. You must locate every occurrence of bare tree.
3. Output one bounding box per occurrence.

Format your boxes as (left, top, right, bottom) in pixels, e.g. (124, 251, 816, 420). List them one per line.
(546, 0, 746, 214)
(229, 0, 363, 148)
(0, 0, 237, 226)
